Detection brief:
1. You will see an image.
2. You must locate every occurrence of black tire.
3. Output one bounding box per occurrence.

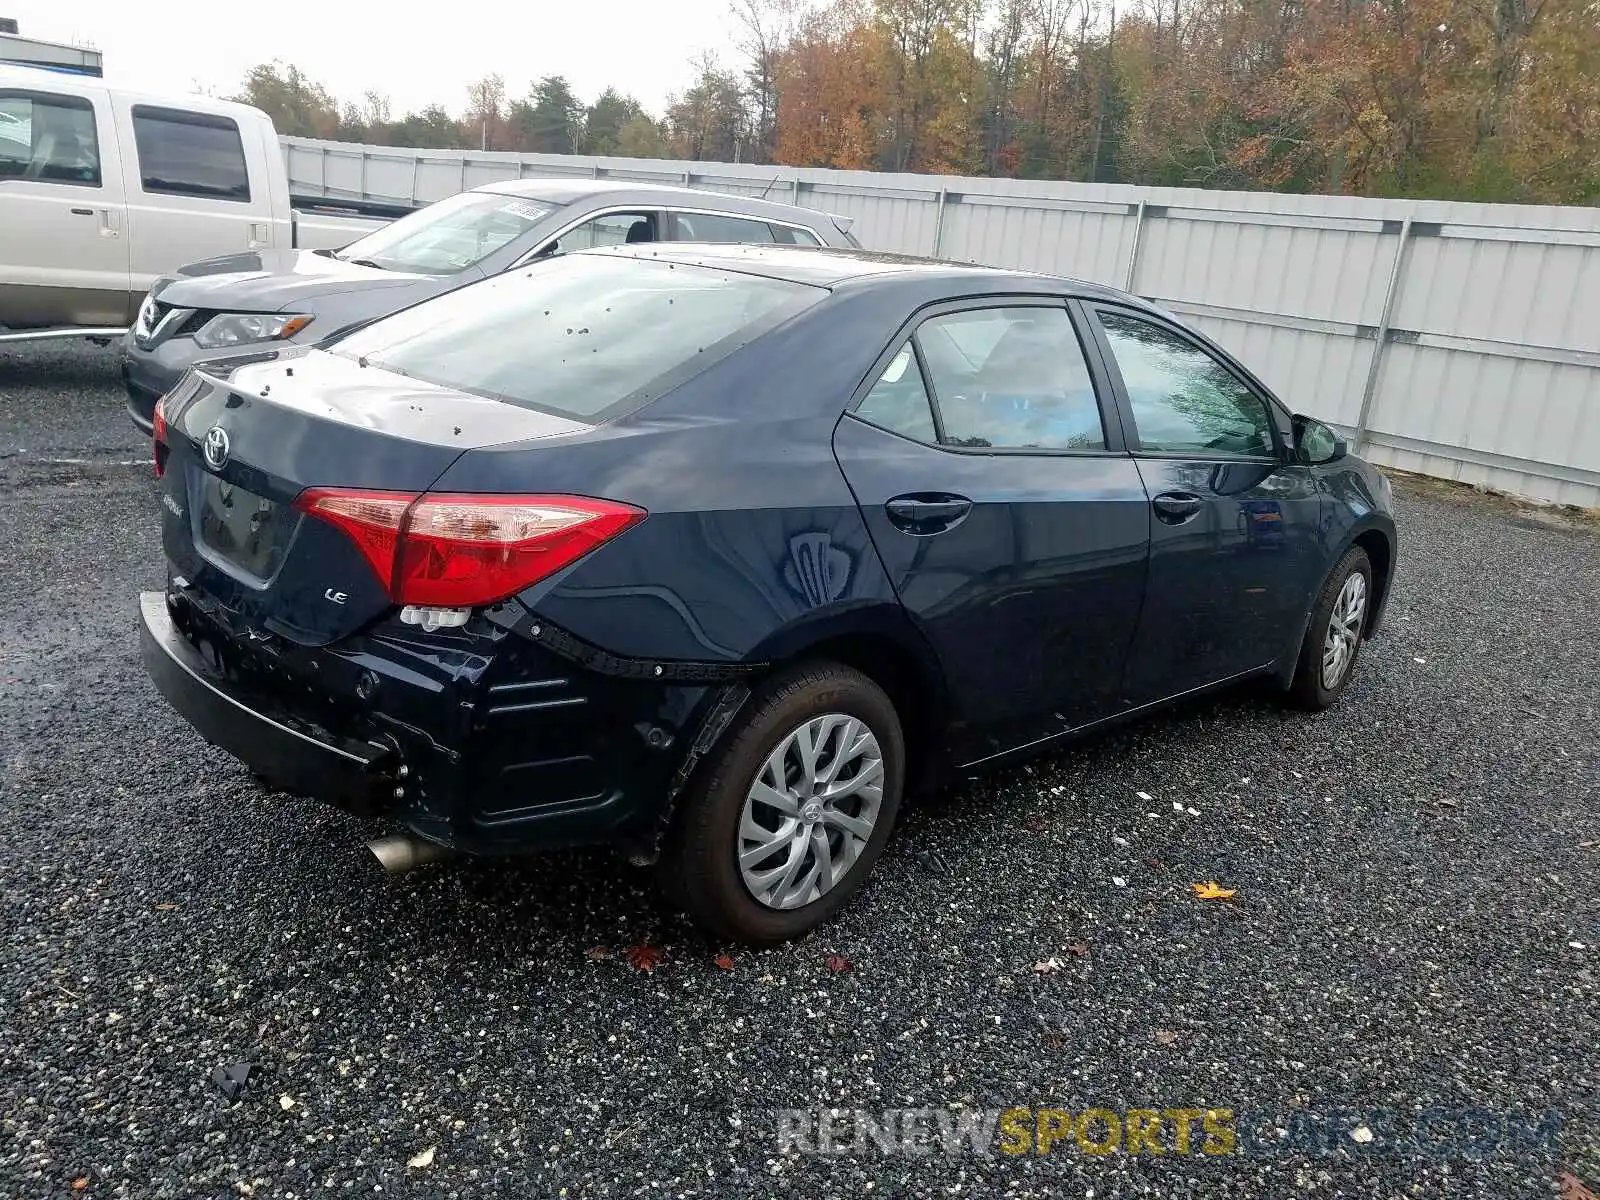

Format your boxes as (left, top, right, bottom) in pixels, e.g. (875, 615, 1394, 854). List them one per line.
(661, 662, 905, 946)
(1288, 545, 1373, 710)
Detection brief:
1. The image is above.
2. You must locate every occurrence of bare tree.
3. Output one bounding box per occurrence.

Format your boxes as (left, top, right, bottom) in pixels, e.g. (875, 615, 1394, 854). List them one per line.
(362, 90, 392, 128)
(465, 74, 506, 150)
(732, 0, 796, 165)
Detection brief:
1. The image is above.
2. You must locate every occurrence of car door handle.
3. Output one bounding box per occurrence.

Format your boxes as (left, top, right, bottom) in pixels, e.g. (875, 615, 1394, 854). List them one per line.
(70, 207, 95, 216)
(885, 493, 972, 535)
(1152, 491, 1203, 523)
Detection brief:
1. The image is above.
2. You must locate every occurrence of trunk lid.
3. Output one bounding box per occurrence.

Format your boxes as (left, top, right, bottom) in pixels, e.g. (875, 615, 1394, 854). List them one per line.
(159, 347, 590, 645)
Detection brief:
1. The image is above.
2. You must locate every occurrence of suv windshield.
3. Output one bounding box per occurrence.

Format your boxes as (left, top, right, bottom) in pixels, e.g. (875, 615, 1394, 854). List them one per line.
(329, 253, 823, 420)
(334, 191, 555, 274)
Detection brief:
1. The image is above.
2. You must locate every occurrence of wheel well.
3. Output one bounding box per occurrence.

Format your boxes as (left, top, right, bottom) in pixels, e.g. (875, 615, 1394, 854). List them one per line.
(782, 633, 945, 796)
(1353, 529, 1393, 632)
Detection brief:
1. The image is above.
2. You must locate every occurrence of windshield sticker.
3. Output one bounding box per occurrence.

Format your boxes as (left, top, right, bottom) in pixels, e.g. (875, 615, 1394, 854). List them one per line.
(500, 200, 548, 222)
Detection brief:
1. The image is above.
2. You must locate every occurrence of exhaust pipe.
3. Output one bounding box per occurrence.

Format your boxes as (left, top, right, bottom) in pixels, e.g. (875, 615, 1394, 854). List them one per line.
(367, 833, 452, 874)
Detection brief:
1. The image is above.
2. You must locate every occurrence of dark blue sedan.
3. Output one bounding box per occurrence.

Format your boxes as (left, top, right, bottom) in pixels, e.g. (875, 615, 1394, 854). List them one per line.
(138, 244, 1397, 944)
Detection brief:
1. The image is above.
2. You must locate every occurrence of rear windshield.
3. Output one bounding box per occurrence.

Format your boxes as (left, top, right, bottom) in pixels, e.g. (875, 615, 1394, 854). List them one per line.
(330, 253, 823, 420)
(334, 190, 554, 274)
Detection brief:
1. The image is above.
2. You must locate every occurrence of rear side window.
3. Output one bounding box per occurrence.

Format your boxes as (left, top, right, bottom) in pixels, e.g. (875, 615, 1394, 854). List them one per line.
(131, 106, 249, 201)
(771, 225, 822, 247)
(917, 307, 1105, 451)
(0, 90, 100, 185)
(330, 253, 823, 421)
(857, 345, 937, 442)
(671, 212, 776, 244)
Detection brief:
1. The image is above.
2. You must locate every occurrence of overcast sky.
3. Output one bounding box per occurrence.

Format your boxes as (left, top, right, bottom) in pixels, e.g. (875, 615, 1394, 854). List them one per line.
(8, 0, 745, 115)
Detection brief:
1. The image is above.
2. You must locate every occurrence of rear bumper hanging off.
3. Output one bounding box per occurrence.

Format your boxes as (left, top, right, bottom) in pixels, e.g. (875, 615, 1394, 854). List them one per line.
(138, 591, 397, 815)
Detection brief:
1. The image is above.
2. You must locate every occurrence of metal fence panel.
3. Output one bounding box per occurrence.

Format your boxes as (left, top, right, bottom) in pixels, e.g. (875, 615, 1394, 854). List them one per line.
(282, 136, 1600, 507)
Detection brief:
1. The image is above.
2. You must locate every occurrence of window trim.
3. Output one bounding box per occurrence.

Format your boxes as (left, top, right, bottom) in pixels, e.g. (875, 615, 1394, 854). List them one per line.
(516, 201, 828, 265)
(846, 295, 1128, 458)
(0, 87, 103, 189)
(1083, 300, 1289, 463)
(129, 103, 251, 202)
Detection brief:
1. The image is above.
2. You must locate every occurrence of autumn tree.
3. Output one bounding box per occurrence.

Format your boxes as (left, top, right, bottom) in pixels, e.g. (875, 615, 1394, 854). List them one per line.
(775, 0, 892, 167)
(230, 0, 1600, 205)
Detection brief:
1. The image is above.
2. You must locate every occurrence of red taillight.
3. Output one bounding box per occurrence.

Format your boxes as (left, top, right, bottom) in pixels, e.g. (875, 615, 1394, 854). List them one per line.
(152, 396, 169, 478)
(295, 489, 646, 608)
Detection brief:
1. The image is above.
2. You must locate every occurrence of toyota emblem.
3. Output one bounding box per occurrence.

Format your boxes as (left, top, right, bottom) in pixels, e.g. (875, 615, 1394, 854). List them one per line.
(202, 426, 231, 471)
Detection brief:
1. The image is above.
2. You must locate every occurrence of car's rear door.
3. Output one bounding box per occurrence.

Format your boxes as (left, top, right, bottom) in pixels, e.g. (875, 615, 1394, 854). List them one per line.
(832, 298, 1151, 766)
(112, 99, 272, 298)
(1080, 302, 1324, 702)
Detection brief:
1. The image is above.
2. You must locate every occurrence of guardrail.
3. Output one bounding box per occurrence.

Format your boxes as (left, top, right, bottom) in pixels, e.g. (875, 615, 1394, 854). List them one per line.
(283, 136, 1600, 508)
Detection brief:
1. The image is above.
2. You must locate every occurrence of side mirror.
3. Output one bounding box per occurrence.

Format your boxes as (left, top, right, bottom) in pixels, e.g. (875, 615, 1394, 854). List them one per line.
(1293, 415, 1346, 465)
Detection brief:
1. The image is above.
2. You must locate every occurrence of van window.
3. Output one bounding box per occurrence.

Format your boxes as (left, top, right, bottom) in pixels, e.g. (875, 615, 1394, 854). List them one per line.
(0, 90, 100, 185)
(131, 106, 250, 201)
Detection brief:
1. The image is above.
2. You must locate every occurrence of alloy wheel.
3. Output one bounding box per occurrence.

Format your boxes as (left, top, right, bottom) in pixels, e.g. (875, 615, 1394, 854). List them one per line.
(738, 713, 885, 910)
(1321, 570, 1368, 689)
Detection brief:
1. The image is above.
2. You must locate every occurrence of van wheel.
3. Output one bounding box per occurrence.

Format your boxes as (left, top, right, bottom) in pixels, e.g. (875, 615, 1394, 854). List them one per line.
(661, 662, 904, 945)
(1289, 545, 1372, 710)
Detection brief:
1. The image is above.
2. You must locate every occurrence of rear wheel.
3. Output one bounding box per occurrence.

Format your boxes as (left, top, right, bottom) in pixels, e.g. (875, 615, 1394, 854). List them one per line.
(1289, 545, 1372, 710)
(662, 662, 904, 945)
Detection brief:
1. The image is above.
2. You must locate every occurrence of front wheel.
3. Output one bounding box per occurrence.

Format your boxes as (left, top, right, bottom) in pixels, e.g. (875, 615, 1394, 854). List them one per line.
(1289, 545, 1373, 710)
(661, 662, 904, 945)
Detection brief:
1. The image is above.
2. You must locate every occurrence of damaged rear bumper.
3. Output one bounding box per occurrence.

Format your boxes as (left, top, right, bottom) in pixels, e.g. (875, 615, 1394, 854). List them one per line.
(138, 591, 397, 815)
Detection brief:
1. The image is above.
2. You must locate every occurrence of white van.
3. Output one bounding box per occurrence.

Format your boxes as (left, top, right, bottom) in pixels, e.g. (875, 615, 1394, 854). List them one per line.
(0, 64, 397, 340)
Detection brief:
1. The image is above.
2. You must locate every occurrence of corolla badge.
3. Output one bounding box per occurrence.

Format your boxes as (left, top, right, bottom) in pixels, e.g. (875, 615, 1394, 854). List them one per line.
(202, 426, 231, 471)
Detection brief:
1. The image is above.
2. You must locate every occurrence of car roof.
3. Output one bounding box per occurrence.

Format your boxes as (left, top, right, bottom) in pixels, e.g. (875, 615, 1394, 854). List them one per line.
(588, 241, 1143, 304)
(474, 177, 847, 226)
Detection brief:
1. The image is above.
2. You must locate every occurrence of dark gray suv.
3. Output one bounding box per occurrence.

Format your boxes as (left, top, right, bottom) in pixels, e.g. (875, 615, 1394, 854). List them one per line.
(121, 179, 862, 431)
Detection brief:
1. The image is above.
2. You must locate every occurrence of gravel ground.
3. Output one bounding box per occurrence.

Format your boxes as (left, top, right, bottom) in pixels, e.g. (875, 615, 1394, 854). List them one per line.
(2, 343, 1596, 1199)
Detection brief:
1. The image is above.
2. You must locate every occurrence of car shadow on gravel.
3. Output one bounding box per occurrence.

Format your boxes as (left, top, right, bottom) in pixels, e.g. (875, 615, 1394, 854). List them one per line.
(252, 678, 1311, 966)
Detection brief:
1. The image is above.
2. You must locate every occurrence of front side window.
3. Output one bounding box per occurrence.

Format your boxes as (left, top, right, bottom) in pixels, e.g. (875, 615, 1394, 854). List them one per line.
(329, 253, 823, 421)
(0, 91, 100, 185)
(1096, 310, 1276, 457)
(671, 212, 777, 244)
(546, 211, 656, 255)
(131, 106, 248, 200)
(916, 307, 1105, 451)
(336, 191, 555, 273)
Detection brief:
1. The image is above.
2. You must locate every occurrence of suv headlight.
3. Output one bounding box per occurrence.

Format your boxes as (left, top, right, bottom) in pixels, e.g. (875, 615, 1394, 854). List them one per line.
(192, 313, 314, 350)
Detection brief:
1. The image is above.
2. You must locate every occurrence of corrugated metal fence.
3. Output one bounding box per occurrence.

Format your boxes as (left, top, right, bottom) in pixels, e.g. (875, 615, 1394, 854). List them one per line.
(283, 135, 1600, 508)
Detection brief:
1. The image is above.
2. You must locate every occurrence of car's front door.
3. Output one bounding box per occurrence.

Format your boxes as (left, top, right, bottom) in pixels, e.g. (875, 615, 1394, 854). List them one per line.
(0, 84, 129, 327)
(833, 300, 1151, 765)
(1082, 303, 1325, 703)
